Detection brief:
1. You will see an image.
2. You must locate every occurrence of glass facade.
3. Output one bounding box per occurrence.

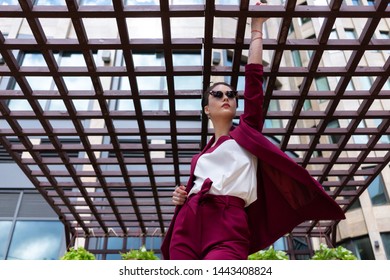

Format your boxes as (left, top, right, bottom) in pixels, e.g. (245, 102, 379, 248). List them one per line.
(339, 235, 375, 260)
(382, 232, 390, 259)
(0, 191, 66, 260)
(7, 221, 65, 260)
(367, 173, 390, 206)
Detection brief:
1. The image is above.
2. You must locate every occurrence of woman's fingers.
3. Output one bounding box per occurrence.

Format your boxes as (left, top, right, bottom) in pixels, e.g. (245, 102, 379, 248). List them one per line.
(172, 185, 187, 205)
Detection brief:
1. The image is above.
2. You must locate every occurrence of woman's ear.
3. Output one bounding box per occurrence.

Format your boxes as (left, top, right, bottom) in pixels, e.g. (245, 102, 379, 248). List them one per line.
(204, 105, 209, 115)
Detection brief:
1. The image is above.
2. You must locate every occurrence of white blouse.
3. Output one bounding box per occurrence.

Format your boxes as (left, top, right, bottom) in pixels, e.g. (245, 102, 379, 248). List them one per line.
(188, 138, 258, 207)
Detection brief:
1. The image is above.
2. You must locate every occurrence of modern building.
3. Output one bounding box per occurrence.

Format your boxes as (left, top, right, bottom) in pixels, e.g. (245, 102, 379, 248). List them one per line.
(0, 0, 389, 260)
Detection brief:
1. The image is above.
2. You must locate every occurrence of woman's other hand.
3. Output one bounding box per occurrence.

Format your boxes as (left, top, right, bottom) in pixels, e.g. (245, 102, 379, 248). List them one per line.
(172, 185, 187, 206)
(252, 1, 269, 27)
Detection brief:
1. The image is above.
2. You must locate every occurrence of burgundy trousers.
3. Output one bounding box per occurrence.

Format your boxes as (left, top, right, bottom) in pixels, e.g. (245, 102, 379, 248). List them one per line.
(169, 179, 250, 260)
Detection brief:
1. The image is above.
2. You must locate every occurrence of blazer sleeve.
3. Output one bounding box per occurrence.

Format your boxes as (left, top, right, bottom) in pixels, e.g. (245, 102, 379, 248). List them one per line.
(240, 63, 264, 131)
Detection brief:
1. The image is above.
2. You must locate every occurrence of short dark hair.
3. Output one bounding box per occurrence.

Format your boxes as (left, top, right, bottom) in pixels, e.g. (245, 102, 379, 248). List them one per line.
(201, 82, 238, 108)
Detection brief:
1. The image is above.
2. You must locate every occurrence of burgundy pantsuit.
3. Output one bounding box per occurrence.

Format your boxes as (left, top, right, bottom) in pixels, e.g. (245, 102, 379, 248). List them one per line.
(161, 64, 345, 260)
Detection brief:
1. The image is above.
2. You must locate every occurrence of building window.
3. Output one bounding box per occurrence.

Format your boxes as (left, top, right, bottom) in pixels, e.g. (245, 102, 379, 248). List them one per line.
(329, 29, 339, 39)
(367, 172, 390, 206)
(374, 119, 390, 144)
(327, 120, 341, 144)
(298, 2, 311, 26)
(315, 76, 331, 103)
(303, 100, 312, 111)
(351, 0, 360, 5)
(292, 50, 302, 67)
(379, 31, 390, 39)
(126, 0, 159, 4)
(264, 100, 283, 129)
(347, 196, 362, 211)
(289, 23, 295, 34)
(1, 0, 18, 4)
(34, 0, 66, 5)
(0, 221, 13, 260)
(0, 191, 66, 260)
(7, 221, 65, 260)
(381, 232, 390, 260)
(338, 235, 375, 260)
(315, 77, 330, 91)
(353, 120, 369, 144)
(345, 28, 358, 39)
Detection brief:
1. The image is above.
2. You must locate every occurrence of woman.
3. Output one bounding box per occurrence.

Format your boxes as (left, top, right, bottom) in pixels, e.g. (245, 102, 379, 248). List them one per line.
(161, 2, 345, 260)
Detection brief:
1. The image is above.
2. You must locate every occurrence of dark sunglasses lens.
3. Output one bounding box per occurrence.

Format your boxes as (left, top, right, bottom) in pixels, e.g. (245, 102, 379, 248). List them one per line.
(210, 91, 223, 98)
(226, 91, 237, 98)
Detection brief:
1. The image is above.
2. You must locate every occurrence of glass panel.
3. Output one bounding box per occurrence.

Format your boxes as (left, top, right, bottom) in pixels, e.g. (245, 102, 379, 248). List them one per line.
(292, 50, 303, 67)
(106, 253, 122, 260)
(0, 221, 13, 260)
(367, 173, 389, 206)
(35, 0, 66, 5)
(7, 221, 65, 260)
(174, 76, 202, 90)
(216, 0, 239, 4)
(381, 232, 390, 260)
(107, 237, 124, 249)
(80, 0, 112, 5)
(145, 236, 162, 250)
(13, 77, 54, 91)
(292, 237, 308, 250)
(172, 53, 202, 66)
(345, 28, 358, 39)
(1, 0, 18, 4)
(175, 99, 201, 111)
(172, 0, 204, 3)
(354, 236, 375, 260)
(327, 120, 341, 144)
(21, 52, 46, 66)
(133, 52, 164, 67)
(315, 77, 330, 91)
(126, 0, 159, 5)
(7, 100, 33, 111)
(126, 237, 142, 250)
(88, 237, 104, 250)
(273, 237, 286, 251)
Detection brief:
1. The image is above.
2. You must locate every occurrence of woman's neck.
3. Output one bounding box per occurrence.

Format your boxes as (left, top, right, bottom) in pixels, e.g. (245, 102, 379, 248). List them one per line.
(212, 119, 232, 142)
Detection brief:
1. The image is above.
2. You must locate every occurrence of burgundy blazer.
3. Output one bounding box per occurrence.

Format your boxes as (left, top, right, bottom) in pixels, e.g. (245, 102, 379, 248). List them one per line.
(161, 64, 345, 259)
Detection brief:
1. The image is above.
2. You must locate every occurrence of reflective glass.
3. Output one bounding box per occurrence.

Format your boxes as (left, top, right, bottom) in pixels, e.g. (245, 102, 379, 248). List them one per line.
(126, 237, 141, 250)
(126, 0, 159, 5)
(80, 0, 111, 5)
(368, 174, 389, 206)
(381, 232, 390, 259)
(1, 0, 18, 4)
(107, 237, 124, 249)
(7, 221, 65, 260)
(35, 0, 66, 5)
(0, 221, 12, 260)
(145, 236, 162, 250)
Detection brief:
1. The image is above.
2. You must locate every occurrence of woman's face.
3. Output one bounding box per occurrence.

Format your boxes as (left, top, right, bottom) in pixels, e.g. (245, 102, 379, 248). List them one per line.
(204, 84, 237, 121)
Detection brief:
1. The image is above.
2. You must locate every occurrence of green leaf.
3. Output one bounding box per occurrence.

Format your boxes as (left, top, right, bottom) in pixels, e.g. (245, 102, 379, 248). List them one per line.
(248, 246, 289, 260)
(311, 243, 357, 260)
(120, 245, 159, 260)
(60, 247, 96, 260)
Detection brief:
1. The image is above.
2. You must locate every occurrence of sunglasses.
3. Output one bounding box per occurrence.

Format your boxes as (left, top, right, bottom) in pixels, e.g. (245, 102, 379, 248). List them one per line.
(209, 90, 238, 99)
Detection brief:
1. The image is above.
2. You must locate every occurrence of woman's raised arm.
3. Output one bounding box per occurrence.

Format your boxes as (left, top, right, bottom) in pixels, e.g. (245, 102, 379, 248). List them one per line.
(241, 2, 268, 131)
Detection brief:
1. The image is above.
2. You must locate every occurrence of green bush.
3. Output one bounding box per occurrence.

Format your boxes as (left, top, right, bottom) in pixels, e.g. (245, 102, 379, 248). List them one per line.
(121, 246, 159, 260)
(60, 247, 96, 260)
(248, 246, 288, 260)
(311, 243, 357, 260)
